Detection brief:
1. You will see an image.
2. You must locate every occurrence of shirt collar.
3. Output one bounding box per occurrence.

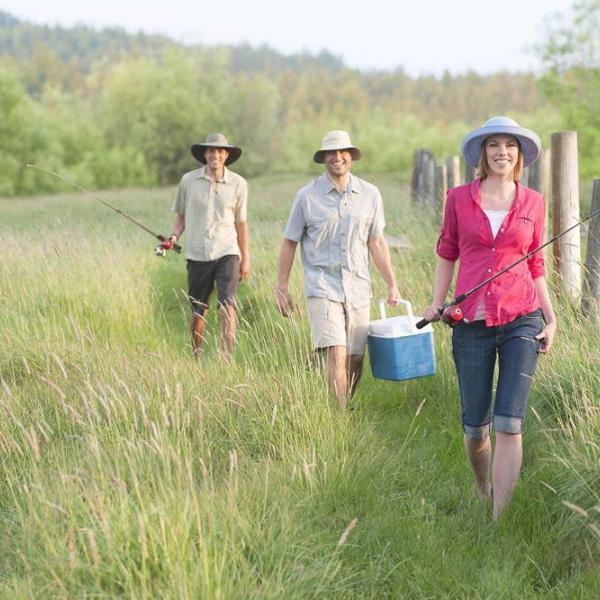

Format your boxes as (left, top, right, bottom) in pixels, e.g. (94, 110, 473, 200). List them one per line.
(470, 177, 524, 211)
(196, 166, 230, 183)
(470, 178, 481, 205)
(319, 172, 360, 195)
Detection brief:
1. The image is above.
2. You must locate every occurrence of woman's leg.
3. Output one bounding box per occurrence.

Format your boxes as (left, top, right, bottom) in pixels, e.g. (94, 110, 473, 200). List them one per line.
(464, 435, 492, 500)
(452, 322, 496, 500)
(492, 311, 542, 518)
(492, 432, 523, 519)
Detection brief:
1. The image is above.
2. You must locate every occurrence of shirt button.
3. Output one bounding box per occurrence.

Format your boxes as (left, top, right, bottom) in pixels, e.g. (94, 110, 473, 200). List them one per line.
(487, 268, 492, 273)
(487, 291, 491, 296)
(491, 247, 496, 252)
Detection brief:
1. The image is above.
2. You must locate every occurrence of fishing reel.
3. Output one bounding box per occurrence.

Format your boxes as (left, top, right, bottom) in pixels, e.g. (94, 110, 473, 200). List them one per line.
(154, 236, 182, 257)
(416, 303, 466, 329)
(441, 304, 464, 327)
(154, 240, 172, 257)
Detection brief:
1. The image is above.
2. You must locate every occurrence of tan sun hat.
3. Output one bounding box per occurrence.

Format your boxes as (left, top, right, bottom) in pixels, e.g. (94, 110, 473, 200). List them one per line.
(313, 130, 361, 164)
(191, 133, 242, 165)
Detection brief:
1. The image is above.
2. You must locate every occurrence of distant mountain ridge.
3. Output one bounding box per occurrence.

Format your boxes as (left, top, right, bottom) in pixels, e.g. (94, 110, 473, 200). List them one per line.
(0, 9, 346, 87)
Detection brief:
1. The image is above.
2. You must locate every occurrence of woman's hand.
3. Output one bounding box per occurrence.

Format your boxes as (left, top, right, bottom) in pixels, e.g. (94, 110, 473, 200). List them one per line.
(536, 319, 557, 354)
(423, 304, 442, 323)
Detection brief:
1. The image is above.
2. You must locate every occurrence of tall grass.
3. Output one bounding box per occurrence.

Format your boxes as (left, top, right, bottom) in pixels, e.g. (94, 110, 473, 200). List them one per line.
(0, 175, 598, 597)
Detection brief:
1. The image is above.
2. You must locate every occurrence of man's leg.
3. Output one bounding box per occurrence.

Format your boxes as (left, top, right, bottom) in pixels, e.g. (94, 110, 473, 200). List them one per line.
(326, 345, 348, 408)
(187, 259, 216, 359)
(345, 303, 369, 397)
(218, 304, 237, 362)
(307, 298, 349, 407)
(214, 255, 241, 361)
(347, 354, 364, 397)
(191, 310, 208, 357)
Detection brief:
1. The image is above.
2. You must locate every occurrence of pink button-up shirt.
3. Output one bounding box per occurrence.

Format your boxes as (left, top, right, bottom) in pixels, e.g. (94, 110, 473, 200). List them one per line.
(436, 179, 546, 326)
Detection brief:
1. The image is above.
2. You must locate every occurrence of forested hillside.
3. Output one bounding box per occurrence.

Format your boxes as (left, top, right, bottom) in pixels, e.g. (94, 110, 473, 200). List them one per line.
(1, 4, 597, 195)
(0, 10, 545, 118)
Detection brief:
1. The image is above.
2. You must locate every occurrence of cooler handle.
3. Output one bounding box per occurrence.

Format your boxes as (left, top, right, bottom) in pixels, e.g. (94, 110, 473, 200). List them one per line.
(378, 299, 417, 332)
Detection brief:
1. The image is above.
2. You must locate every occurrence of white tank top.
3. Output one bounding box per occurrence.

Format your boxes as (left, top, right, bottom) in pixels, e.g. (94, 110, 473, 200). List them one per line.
(473, 209, 509, 321)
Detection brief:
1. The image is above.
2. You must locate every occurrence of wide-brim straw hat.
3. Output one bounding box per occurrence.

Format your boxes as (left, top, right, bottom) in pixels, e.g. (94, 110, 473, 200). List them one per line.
(191, 133, 242, 165)
(313, 130, 361, 164)
(460, 116, 541, 168)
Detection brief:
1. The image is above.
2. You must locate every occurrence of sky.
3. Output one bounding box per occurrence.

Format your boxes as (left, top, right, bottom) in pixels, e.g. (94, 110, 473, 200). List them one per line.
(0, 0, 575, 76)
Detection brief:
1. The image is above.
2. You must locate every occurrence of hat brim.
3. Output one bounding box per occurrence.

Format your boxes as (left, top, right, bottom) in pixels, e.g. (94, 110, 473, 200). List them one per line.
(460, 125, 541, 168)
(191, 144, 242, 165)
(313, 147, 361, 164)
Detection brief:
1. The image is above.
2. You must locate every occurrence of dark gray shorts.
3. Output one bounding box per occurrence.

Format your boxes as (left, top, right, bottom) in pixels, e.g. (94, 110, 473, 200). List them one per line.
(187, 255, 240, 315)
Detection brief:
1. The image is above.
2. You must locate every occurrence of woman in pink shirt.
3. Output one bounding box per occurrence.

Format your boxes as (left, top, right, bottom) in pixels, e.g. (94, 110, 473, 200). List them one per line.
(423, 117, 557, 520)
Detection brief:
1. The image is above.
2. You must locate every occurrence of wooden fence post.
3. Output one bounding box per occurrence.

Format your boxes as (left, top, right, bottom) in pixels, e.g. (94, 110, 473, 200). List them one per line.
(463, 161, 476, 184)
(435, 164, 448, 220)
(422, 152, 435, 206)
(583, 180, 600, 318)
(411, 150, 420, 202)
(446, 156, 461, 189)
(551, 131, 581, 299)
(411, 149, 435, 205)
(528, 147, 551, 199)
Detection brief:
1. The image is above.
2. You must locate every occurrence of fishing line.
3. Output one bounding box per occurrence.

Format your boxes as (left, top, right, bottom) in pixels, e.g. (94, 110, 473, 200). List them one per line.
(26, 164, 181, 255)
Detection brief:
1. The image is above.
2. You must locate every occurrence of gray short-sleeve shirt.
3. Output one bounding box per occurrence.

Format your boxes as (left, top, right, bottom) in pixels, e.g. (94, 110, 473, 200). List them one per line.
(172, 166, 248, 261)
(283, 173, 385, 307)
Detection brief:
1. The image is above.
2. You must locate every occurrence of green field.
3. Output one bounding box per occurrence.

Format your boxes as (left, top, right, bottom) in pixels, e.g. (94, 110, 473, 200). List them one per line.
(1, 173, 599, 598)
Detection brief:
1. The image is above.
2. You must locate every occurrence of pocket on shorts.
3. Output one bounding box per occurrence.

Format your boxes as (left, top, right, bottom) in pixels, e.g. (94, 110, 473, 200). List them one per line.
(519, 309, 543, 330)
(514, 309, 543, 348)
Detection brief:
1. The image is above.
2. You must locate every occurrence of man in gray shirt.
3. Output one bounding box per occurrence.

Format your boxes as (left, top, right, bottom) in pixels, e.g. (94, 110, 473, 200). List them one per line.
(276, 130, 400, 407)
(169, 133, 250, 361)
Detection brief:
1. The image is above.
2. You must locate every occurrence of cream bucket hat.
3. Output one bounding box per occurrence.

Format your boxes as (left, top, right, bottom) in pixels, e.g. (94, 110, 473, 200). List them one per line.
(313, 130, 362, 163)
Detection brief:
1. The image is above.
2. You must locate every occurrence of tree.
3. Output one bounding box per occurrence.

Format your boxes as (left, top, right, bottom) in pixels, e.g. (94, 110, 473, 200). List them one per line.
(97, 48, 231, 184)
(537, 0, 600, 176)
(0, 66, 61, 195)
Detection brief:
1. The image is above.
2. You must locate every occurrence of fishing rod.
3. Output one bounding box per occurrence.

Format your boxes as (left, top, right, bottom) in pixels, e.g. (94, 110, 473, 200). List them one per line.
(416, 204, 600, 329)
(26, 164, 182, 256)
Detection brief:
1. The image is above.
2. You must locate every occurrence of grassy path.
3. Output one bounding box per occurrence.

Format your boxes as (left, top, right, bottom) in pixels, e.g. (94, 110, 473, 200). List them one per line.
(0, 174, 598, 597)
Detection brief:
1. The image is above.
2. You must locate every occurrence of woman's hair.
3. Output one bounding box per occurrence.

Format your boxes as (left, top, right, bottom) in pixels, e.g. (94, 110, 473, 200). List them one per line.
(476, 135, 524, 181)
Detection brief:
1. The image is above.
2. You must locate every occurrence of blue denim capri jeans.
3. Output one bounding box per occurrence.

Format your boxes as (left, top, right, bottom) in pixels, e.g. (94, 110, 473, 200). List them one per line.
(451, 309, 543, 439)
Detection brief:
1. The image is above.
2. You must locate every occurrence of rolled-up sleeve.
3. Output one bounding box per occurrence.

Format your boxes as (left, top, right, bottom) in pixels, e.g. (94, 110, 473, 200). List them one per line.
(436, 193, 459, 261)
(527, 194, 546, 279)
(172, 177, 187, 215)
(283, 194, 305, 242)
(369, 189, 385, 238)
(234, 180, 248, 224)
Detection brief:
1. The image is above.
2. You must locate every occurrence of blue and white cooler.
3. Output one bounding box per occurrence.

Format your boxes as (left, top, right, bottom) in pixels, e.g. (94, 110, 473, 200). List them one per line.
(368, 299, 436, 381)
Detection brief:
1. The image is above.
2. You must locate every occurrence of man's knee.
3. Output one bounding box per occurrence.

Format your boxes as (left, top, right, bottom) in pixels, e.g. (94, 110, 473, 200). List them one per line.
(326, 346, 347, 373)
(348, 353, 364, 368)
(191, 311, 207, 327)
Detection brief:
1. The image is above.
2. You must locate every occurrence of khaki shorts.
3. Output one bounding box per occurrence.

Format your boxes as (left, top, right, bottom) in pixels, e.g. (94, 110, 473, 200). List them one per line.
(306, 297, 370, 356)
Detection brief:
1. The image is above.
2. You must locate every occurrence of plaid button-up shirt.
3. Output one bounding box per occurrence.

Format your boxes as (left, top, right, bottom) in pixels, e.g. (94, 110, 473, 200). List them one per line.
(284, 173, 385, 308)
(172, 166, 248, 261)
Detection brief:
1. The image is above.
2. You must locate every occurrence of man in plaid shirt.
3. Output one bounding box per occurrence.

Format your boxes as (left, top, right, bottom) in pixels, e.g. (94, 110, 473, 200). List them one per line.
(169, 133, 250, 361)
